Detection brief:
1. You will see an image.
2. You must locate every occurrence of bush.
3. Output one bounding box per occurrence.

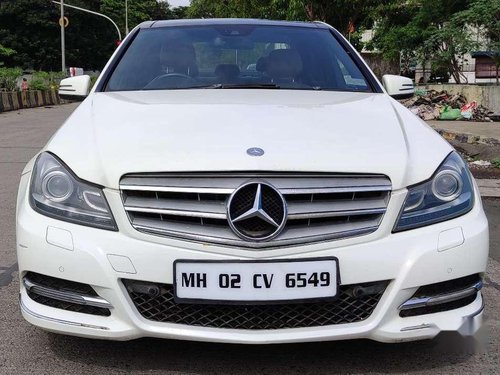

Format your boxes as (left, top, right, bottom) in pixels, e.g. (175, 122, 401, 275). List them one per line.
(90, 75, 98, 89)
(0, 67, 68, 92)
(0, 68, 68, 92)
(48, 71, 66, 89)
(0, 67, 22, 91)
(30, 71, 67, 91)
(30, 71, 50, 91)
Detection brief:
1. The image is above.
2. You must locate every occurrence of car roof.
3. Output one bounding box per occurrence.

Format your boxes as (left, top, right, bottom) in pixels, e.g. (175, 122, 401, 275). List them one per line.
(139, 18, 331, 30)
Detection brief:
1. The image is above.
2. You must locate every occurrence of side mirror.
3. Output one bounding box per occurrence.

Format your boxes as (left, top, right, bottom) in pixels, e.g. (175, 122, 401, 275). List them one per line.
(59, 75, 91, 101)
(382, 74, 415, 99)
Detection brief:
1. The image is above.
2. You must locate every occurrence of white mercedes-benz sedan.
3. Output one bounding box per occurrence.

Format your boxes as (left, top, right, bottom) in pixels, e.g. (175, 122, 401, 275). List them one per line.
(17, 19, 488, 344)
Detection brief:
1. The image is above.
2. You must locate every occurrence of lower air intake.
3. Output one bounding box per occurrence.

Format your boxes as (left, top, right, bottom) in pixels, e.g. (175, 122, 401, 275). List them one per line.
(399, 274, 482, 317)
(24, 272, 111, 316)
(123, 279, 388, 329)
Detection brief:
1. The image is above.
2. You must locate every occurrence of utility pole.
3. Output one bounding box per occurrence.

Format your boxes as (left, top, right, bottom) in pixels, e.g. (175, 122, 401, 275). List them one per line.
(53, 1, 122, 41)
(60, 0, 65, 73)
(125, 0, 129, 35)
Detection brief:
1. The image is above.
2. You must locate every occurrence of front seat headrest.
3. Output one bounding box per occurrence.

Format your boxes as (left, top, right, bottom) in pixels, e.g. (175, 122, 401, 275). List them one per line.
(160, 41, 199, 77)
(214, 64, 240, 82)
(265, 49, 303, 80)
(256, 57, 267, 72)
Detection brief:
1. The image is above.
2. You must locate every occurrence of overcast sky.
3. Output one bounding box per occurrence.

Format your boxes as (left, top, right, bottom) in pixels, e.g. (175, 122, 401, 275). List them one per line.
(169, 0, 190, 7)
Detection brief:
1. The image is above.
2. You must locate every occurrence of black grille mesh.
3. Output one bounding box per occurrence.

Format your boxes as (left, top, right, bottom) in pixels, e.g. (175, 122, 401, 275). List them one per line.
(229, 184, 255, 218)
(123, 280, 388, 330)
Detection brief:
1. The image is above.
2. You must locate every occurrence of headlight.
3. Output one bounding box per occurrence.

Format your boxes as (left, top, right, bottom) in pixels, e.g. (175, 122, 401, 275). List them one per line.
(394, 152, 474, 232)
(30, 152, 117, 231)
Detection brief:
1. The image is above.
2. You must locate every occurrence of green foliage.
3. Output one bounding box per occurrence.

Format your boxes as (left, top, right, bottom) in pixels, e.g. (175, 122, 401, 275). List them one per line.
(369, 0, 479, 83)
(30, 71, 67, 91)
(29, 79, 49, 91)
(30, 71, 50, 91)
(0, 1, 61, 70)
(366, 1, 423, 60)
(101, 0, 171, 35)
(0, 43, 15, 67)
(492, 158, 500, 169)
(455, 0, 500, 83)
(188, 0, 385, 39)
(0, 0, 495, 79)
(90, 75, 99, 89)
(169, 6, 189, 20)
(0, 0, 177, 71)
(189, 0, 266, 18)
(455, 0, 500, 48)
(0, 67, 22, 91)
(0, 43, 15, 58)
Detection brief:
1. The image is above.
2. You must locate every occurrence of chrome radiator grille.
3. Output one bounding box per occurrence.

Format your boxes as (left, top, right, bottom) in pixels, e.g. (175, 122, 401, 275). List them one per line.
(120, 174, 391, 249)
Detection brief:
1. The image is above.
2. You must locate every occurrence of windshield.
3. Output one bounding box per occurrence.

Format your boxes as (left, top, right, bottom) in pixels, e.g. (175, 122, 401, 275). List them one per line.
(105, 24, 372, 92)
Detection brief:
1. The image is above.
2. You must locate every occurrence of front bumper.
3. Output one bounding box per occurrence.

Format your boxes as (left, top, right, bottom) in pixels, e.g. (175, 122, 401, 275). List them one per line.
(16, 173, 489, 343)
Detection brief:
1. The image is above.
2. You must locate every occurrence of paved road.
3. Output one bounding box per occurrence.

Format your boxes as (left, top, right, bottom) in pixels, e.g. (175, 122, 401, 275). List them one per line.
(428, 120, 500, 141)
(0, 104, 499, 374)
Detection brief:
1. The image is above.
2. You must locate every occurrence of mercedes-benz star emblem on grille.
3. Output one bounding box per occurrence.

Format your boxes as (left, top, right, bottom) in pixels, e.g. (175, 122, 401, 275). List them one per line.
(227, 182, 287, 241)
(246, 147, 264, 157)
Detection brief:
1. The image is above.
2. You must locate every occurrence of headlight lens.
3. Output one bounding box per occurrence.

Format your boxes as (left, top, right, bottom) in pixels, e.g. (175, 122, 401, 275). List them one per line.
(394, 152, 474, 232)
(30, 152, 117, 230)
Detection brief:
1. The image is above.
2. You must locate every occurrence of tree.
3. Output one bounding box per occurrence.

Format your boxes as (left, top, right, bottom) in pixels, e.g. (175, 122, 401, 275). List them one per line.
(101, 0, 172, 35)
(64, 0, 121, 70)
(188, 0, 387, 41)
(188, 0, 276, 19)
(0, 0, 117, 70)
(169, 6, 189, 19)
(0, 44, 14, 57)
(0, 0, 177, 71)
(0, 0, 61, 70)
(369, 0, 476, 83)
(455, 0, 500, 84)
(0, 43, 15, 66)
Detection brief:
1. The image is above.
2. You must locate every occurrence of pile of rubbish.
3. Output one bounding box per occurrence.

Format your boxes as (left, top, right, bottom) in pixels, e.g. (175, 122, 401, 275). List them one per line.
(400, 89, 494, 122)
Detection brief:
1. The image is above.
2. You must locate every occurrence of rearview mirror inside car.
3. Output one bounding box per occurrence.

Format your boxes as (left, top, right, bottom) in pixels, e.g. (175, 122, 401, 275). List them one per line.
(382, 74, 415, 99)
(59, 75, 91, 101)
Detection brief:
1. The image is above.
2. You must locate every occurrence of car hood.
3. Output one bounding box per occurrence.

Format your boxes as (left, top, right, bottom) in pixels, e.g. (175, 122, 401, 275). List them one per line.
(46, 90, 452, 190)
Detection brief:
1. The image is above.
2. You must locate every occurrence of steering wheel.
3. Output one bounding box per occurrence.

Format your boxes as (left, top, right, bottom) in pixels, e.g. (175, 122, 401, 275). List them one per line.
(143, 73, 198, 90)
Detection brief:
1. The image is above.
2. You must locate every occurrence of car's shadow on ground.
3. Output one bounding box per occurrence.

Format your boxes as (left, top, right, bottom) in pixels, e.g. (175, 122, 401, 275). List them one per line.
(46, 331, 484, 374)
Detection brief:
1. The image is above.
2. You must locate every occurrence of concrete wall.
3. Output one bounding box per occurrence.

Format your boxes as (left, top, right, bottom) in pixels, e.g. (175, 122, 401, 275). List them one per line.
(423, 84, 500, 113)
(0, 90, 61, 113)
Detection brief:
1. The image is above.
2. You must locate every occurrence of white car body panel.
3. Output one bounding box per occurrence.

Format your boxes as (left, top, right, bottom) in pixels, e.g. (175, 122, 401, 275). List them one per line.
(45, 90, 451, 190)
(16, 19, 488, 344)
(16, 171, 488, 342)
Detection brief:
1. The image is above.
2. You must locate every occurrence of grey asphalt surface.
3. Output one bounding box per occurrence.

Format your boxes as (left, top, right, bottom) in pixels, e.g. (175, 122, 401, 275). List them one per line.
(0, 104, 499, 374)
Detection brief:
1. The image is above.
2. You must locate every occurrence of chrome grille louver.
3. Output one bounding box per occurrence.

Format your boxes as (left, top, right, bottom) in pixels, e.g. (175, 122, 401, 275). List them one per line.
(120, 174, 391, 249)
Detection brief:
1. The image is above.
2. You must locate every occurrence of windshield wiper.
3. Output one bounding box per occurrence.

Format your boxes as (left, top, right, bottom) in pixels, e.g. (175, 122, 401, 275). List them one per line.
(204, 83, 281, 89)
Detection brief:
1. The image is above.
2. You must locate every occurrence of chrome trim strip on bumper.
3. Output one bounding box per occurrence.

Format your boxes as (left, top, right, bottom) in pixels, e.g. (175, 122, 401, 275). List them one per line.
(399, 281, 483, 311)
(23, 277, 113, 310)
(134, 222, 380, 249)
(19, 294, 109, 330)
(400, 323, 433, 332)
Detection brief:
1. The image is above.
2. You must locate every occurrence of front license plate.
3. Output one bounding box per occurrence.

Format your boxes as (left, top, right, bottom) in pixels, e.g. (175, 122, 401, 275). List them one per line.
(174, 258, 339, 304)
